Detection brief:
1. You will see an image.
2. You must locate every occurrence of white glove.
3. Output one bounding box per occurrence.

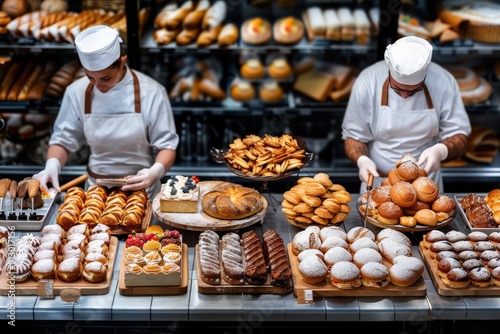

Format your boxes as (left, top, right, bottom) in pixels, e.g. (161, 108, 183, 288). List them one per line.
(417, 143, 448, 175)
(33, 158, 61, 192)
(124, 162, 165, 190)
(357, 155, 379, 184)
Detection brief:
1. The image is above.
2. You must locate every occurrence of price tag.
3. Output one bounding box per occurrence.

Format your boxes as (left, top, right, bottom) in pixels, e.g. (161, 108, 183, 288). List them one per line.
(38, 279, 54, 299)
(296, 289, 314, 305)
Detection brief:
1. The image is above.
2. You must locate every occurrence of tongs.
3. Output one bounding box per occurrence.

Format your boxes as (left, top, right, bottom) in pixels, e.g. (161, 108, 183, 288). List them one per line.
(362, 173, 374, 227)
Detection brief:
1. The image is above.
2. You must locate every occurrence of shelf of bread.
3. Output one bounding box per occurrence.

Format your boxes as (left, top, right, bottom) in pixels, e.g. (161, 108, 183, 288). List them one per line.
(419, 228, 500, 296)
(0, 223, 118, 296)
(290, 226, 426, 297)
(196, 229, 293, 294)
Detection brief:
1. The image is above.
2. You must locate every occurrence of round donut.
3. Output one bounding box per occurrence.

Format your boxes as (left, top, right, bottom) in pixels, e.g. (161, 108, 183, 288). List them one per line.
(412, 177, 439, 203)
(31, 259, 56, 281)
(389, 255, 424, 287)
(468, 267, 492, 287)
(437, 257, 461, 278)
(390, 181, 417, 208)
(57, 258, 83, 282)
(83, 261, 108, 283)
(353, 248, 382, 268)
(376, 201, 403, 225)
(298, 254, 328, 284)
(422, 230, 446, 249)
(447, 66, 480, 91)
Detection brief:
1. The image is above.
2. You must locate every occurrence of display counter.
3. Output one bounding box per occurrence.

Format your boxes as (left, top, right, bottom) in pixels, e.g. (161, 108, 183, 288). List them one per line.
(1, 191, 500, 332)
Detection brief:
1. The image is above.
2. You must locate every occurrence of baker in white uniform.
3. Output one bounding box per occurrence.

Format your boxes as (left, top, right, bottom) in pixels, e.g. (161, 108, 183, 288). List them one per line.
(341, 36, 471, 192)
(34, 25, 179, 199)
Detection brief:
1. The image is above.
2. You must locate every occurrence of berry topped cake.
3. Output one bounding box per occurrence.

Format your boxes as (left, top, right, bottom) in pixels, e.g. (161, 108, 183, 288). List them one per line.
(159, 175, 200, 213)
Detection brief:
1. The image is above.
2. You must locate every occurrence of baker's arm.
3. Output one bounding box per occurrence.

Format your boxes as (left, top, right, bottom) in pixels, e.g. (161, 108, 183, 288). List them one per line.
(344, 138, 379, 183)
(440, 134, 468, 162)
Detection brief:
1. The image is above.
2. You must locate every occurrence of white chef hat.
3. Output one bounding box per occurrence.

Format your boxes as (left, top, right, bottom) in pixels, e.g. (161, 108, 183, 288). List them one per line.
(384, 36, 433, 85)
(75, 25, 122, 71)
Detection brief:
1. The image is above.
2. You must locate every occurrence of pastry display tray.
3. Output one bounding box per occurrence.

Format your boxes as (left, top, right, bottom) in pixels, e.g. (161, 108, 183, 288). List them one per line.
(0, 236, 119, 296)
(419, 243, 500, 296)
(118, 243, 189, 296)
(195, 244, 293, 294)
(0, 196, 56, 231)
(454, 193, 499, 234)
(289, 244, 427, 297)
(152, 181, 267, 232)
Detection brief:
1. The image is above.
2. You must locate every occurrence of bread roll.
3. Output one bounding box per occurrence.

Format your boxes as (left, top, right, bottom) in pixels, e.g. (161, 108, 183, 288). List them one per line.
(82, 261, 107, 283)
(0, 60, 23, 100)
(196, 24, 223, 47)
(390, 181, 417, 208)
(389, 255, 424, 287)
(412, 176, 439, 203)
(298, 254, 328, 284)
(330, 261, 362, 289)
(202, 0, 227, 30)
(217, 23, 239, 47)
(376, 201, 403, 225)
(183, 0, 210, 29)
(414, 208, 439, 226)
(240, 58, 265, 79)
(360, 262, 389, 288)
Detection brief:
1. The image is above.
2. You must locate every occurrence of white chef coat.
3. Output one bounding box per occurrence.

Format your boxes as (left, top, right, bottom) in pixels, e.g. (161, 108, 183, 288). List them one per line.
(50, 66, 179, 198)
(342, 60, 471, 192)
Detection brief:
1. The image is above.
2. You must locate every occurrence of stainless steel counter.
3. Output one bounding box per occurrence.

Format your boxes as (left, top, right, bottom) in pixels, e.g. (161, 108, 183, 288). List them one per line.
(1, 192, 499, 326)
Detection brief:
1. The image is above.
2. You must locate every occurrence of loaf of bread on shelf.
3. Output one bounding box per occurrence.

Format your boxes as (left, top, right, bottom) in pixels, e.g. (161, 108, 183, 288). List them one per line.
(176, 27, 201, 46)
(183, 0, 210, 29)
(17, 63, 43, 101)
(153, 27, 182, 45)
(302, 6, 326, 41)
(45, 59, 81, 98)
(202, 0, 227, 30)
(196, 24, 222, 47)
(0, 60, 23, 100)
(217, 23, 239, 47)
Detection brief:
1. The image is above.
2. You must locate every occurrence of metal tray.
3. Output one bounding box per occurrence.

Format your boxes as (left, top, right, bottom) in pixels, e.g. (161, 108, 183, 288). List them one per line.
(454, 193, 499, 234)
(356, 196, 456, 232)
(0, 195, 56, 231)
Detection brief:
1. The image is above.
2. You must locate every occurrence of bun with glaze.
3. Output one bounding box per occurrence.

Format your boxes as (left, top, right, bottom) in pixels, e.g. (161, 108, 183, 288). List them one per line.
(330, 261, 362, 289)
(412, 176, 439, 203)
(360, 262, 389, 288)
(376, 201, 403, 225)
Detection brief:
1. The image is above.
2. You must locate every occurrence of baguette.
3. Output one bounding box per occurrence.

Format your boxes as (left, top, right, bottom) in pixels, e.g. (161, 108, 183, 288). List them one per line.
(176, 27, 200, 46)
(196, 24, 223, 47)
(0, 61, 23, 100)
(217, 23, 239, 47)
(202, 0, 227, 30)
(17, 64, 43, 101)
(165, 1, 195, 30)
(154, 2, 178, 29)
(26, 61, 58, 100)
(153, 27, 181, 45)
(183, 0, 210, 29)
(7, 61, 36, 101)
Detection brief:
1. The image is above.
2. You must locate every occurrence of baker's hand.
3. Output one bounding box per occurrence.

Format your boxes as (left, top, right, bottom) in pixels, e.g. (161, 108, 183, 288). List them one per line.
(122, 163, 165, 191)
(417, 143, 448, 175)
(357, 155, 379, 184)
(33, 158, 61, 192)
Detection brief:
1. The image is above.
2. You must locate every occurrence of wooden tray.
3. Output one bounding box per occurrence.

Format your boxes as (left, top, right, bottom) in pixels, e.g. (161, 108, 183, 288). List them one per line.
(419, 242, 500, 296)
(195, 244, 293, 294)
(0, 236, 119, 296)
(118, 243, 189, 295)
(289, 244, 427, 297)
(153, 181, 267, 232)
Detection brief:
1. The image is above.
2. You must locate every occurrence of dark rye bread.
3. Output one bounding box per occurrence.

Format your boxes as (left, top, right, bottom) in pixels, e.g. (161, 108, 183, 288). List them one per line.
(262, 230, 292, 287)
(241, 230, 267, 285)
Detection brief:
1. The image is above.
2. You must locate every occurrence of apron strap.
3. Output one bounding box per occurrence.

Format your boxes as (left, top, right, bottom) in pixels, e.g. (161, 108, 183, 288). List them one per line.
(381, 76, 433, 109)
(84, 69, 141, 114)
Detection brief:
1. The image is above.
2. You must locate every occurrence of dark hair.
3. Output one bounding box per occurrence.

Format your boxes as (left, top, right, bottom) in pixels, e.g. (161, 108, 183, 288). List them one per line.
(108, 43, 126, 69)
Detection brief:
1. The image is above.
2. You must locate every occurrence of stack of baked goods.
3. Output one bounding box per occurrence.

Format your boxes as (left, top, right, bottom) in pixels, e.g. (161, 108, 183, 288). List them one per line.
(282, 172, 352, 227)
(168, 57, 227, 102)
(420, 229, 500, 288)
(301, 6, 372, 44)
(223, 133, 308, 177)
(197, 229, 292, 288)
(159, 175, 200, 213)
(56, 186, 148, 232)
(459, 191, 500, 228)
(293, 60, 356, 103)
(16, 223, 113, 283)
(293, 225, 424, 288)
(153, 1, 236, 47)
(123, 225, 182, 276)
(359, 153, 456, 228)
(445, 65, 492, 105)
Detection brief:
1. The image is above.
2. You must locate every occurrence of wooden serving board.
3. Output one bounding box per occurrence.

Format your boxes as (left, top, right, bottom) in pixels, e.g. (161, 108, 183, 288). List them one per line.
(152, 181, 267, 232)
(195, 244, 293, 294)
(419, 243, 500, 296)
(289, 244, 427, 297)
(118, 243, 189, 295)
(0, 236, 119, 296)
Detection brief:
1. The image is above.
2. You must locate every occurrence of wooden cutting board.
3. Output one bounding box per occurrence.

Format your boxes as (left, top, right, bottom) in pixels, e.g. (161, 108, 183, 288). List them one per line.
(152, 181, 267, 232)
(419, 243, 500, 296)
(195, 244, 293, 294)
(0, 236, 119, 296)
(118, 243, 189, 295)
(289, 244, 427, 297)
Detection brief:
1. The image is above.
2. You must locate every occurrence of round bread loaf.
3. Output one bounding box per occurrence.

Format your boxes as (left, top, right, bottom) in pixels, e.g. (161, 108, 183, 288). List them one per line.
(330, 261, 362, 289)
(202, 183, 263, 220)
(431, 194, 456, 213)
(412, 176, 439, 203)
(389, 255, 424, 287)
(390, 181, 417, 208)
